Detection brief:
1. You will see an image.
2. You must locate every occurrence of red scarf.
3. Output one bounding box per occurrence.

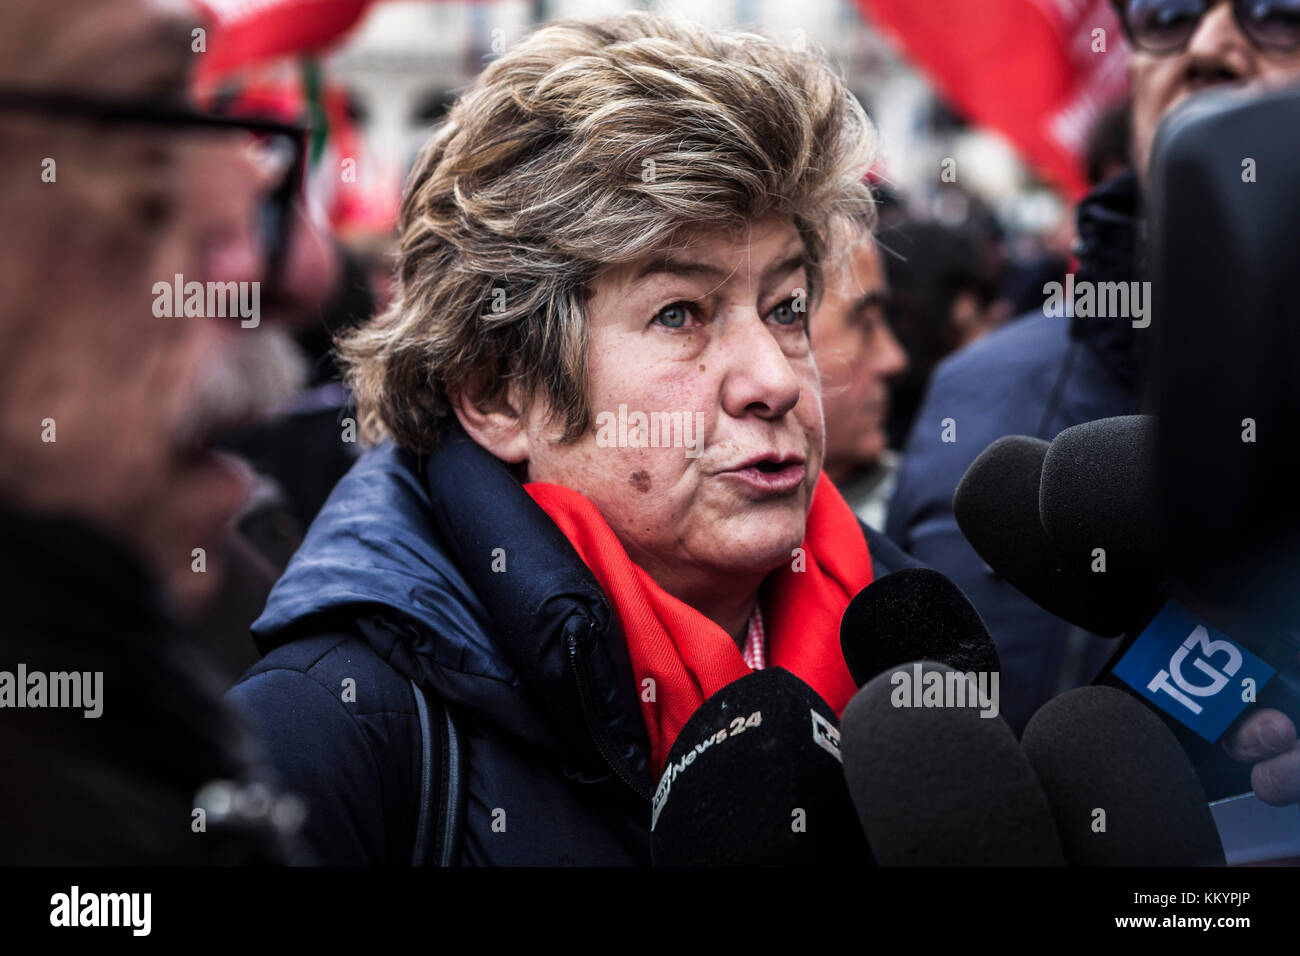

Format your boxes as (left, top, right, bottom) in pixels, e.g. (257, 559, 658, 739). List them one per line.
(526, 473, 871, 777)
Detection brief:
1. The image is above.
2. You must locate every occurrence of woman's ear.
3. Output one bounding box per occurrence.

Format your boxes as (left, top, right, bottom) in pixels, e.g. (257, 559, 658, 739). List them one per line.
(451, 380, 532, 464)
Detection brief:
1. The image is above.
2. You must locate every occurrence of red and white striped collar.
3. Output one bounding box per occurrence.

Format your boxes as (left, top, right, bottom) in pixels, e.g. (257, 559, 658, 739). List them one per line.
(741, 602, 766, 671)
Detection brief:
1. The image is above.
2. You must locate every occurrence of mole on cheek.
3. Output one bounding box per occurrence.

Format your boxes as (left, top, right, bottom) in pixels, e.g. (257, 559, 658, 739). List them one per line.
(698, 364, 706, 372)
(630, 470, 652, 493)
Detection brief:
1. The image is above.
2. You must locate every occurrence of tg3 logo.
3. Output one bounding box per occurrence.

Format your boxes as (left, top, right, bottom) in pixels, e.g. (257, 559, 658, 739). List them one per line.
(1113, 601, 1276, 741)
(1147, 625, 1240, 715)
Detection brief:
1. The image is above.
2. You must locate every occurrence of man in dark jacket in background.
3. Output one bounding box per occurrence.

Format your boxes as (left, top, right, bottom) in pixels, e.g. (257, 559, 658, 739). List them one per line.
(0, 0, 330, 863)
(886, 169, 1141, 735)
(887, 1, 1300, 805)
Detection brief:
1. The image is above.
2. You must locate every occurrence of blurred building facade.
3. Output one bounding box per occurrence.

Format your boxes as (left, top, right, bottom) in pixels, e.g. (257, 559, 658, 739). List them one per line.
(324, 0, 1067, 239)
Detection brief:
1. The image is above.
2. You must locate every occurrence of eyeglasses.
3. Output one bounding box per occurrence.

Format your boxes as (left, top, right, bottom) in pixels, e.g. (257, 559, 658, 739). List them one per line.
(0, 87, 307, 290)
(1111, 0, 1300, 54)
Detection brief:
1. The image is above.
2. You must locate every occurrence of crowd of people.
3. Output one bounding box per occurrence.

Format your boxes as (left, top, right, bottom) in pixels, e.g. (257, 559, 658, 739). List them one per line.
(1, 0, 1298, 868)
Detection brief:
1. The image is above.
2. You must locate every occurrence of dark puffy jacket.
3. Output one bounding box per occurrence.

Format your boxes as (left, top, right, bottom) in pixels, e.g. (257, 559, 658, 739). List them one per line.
(885, 171, 1144, 735)
(227, 428, 918, 865)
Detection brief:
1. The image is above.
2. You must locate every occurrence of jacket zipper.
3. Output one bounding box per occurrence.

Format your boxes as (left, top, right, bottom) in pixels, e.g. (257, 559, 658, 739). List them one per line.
(567, 628, 652, 804)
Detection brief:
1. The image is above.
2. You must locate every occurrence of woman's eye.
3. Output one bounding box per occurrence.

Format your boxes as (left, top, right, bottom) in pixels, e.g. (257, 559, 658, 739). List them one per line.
(653, 302, 694, 329)
(768, 298, 802, 326)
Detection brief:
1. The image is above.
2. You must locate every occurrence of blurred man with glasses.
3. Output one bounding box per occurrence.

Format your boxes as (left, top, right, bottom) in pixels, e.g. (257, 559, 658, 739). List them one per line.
(0, 0, 333, 863)
(1115, 0, 1300, 175)
(889, 0, 1300, 805)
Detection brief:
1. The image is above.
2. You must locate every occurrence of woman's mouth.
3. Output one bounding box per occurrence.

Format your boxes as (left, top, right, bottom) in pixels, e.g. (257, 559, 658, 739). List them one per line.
(719, 457, 806, 496)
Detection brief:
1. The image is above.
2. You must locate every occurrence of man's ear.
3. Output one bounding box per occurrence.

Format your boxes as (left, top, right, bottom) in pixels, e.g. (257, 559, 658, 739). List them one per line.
(451, 379, 531, 464)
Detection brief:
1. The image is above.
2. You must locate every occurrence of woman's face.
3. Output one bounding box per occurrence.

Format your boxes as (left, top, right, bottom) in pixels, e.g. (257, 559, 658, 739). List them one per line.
(523, 215, 824, 606)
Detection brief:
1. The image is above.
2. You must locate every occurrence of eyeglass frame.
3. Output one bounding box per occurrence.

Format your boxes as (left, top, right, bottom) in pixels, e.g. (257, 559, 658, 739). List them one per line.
(1110, 0, 1300, 54)
(0, 86, 308, 290)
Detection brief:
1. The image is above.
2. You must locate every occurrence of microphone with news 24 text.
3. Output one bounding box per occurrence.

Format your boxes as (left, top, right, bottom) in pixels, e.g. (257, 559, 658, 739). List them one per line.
(649, 569, 1049, 865)
(648, 667, 868, 866)
(954, 418, 1300, 800)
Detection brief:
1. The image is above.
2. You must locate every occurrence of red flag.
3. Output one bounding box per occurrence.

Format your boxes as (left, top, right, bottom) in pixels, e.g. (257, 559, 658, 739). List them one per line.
(195, 0, 376, 80)
(320, 82, 401, 233)
(857, 0, 1129, 198)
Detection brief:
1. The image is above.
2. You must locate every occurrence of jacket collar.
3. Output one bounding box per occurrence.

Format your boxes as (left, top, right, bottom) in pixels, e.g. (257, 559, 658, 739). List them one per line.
(1070, 168, 1146, 392)
(422, 424, 652, 790)
(251, 428, 652, 789)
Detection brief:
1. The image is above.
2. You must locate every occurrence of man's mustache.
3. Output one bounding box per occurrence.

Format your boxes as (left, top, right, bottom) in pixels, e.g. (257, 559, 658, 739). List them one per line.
(173, 327, 308, 452)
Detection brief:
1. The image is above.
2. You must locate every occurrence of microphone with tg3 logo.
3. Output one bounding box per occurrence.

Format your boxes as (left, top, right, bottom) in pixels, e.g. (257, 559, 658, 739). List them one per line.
(1038, 416, 1300, 749)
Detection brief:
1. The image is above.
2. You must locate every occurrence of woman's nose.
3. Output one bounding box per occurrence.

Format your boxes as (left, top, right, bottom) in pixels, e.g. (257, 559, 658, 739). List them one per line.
(717, 313, 803, 420)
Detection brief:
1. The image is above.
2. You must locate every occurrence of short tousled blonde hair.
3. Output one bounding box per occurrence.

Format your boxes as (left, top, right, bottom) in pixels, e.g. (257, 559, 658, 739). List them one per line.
(339, 12, 876, 453)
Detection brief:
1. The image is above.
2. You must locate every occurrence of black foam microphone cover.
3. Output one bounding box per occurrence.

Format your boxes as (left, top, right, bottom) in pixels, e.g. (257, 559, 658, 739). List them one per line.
(840, 662, 1065, 866)
(1021, 686, 1225, 866)
(1039, 415, 1162, 581)
(839, 567, 999, 687)
(954, 434, 1135, 636)
(650, 667, 869, 866)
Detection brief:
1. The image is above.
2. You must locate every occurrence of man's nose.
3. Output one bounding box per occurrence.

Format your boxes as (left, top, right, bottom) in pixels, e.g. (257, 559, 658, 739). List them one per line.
(189, 135, 275, 288)
(876, 322, 909, 378)
(270, 204, 340, 327)
(202, 136, 336, 325)
(202, 230, 261, 289)
(1185, 1, 1251, 68)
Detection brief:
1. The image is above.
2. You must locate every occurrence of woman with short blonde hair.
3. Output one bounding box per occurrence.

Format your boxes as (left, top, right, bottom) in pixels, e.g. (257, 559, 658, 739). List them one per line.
(230, 13, 912, 866)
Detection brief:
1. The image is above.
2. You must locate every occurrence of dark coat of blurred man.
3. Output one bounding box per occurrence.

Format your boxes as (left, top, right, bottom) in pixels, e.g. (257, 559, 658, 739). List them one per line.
(0, 0, 332, 863)
(887, 0, 1300, 805)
